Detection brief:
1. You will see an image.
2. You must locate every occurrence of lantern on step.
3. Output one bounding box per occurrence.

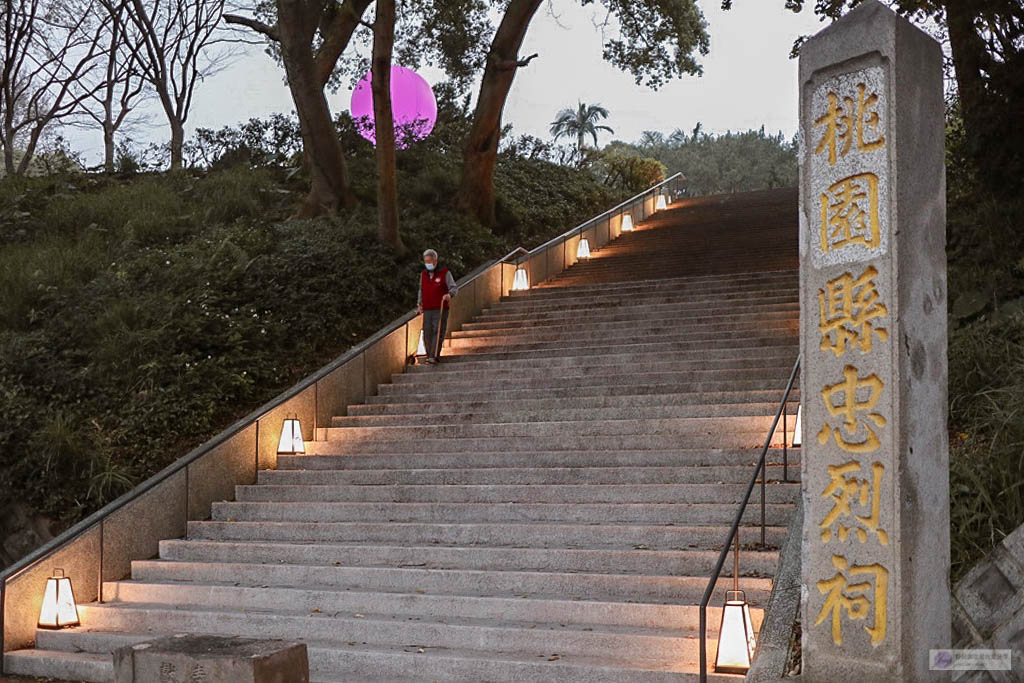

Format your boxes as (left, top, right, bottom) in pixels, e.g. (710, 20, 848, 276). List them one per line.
(655, 194, 668, 211)
(512, 266, 530, 291)
(38, 568, 79, 629)
(620, 214, 634, 232)
(416, 330, 427, 356)
(576, 237, 591, 260)
(792, 404, 802, 447)
(714, 589, 756, 674)
(277, 413, 305, 456)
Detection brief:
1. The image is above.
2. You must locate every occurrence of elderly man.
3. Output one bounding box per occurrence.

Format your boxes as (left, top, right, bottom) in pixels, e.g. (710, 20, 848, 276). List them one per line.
(417, 249, 458, 364)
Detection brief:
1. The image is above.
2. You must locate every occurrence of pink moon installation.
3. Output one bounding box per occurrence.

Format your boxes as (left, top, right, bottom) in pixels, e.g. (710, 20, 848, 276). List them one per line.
(349, 66, 437, 148)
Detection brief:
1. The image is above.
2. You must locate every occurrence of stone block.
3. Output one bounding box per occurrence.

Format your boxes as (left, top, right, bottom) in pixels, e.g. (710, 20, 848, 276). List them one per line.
(798, 1, 949, 679)
(954, 546, 1024, 639)
(113, 634, 308, 683)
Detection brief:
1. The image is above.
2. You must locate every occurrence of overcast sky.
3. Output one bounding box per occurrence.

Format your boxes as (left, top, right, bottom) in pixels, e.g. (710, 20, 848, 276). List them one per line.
(67, 2, 830, 163)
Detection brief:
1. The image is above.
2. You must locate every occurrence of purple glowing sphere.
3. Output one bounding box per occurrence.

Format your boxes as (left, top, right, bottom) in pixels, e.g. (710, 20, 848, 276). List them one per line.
(350, 66, 437, 148)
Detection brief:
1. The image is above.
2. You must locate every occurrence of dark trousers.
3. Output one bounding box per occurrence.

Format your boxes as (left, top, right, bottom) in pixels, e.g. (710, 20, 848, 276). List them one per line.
(423, 307, 449, 359)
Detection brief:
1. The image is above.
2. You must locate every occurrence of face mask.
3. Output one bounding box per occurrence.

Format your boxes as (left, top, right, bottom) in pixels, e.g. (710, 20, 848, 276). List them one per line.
(425, 263, 436, 271)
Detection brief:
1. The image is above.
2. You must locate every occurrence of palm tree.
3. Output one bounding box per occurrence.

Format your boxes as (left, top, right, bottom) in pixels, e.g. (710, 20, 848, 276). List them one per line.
(549, 102, 614, 154)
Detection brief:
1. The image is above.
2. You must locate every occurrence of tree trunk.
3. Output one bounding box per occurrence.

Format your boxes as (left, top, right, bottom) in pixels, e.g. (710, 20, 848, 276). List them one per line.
(371, 0, 403, 253)
(169, 118, 184, 170)
(16, 123, 45, 175)
(944, 0, 988, 142)
(3, 143, 14, 176)
(104, 120, 115, 173)
(277, 1, 357, 217)
(458, 0, 542, 228)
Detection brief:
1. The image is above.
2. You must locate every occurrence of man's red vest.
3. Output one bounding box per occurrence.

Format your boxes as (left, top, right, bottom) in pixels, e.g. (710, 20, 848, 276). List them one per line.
(421, 266, 451, 310)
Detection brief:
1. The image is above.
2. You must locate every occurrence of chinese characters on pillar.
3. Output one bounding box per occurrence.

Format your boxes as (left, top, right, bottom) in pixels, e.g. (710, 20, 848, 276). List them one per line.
(809, 66, 892, 649)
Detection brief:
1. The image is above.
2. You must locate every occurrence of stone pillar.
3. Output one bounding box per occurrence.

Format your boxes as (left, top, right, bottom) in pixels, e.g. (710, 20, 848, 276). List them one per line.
(797, 1, 949, 680)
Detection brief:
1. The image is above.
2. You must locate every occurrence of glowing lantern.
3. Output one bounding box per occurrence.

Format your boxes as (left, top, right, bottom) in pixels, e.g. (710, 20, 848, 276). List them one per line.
(512, 267, 529, 291)
(793, 404, 802, 447)
(576, 237, 591, 260)
(38, 569, 79, 629)
(714, 589, 757, 674)
(350, 66, 437, 148)
(417, 330, 427, 356)
(621, 214, 634, 232)
(655, 194, 668, 210)
(277, 414, 305, 456)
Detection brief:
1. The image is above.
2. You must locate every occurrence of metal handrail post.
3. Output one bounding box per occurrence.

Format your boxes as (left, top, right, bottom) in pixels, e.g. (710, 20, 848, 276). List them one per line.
(698, 354, 801, 682)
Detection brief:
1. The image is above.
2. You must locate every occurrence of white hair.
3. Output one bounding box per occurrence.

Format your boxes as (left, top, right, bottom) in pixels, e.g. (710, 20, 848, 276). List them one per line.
(423, 249, 438, 259)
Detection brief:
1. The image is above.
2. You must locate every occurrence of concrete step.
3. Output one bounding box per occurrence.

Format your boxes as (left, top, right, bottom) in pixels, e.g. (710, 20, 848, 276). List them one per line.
(258, 463, 797, 486)
(369, 383, 799, 406)
(456, 323, 798, 348)
(413, 344, 797, 369)
(278, 447, 802, 471)
(68, 601, 721, 662)
(449, 328, 797, 354)
(398, 356, 795, 383)
(504, 269, 796, 299)
(97, 581, 760, 631)
(234, 482, 800, 505)
(477, 294, 798, 318)
(131, 559, 774, 604)
(333, 402, 797, 426)
(349, 392, 801, 415)
(305, 431, 789, 453)
(463, 308, 798, 330)
(450, 321, 798, 348)
(26, 628, 746, 682)
(482, 294, 798, 318)
(212, 501, 797, 526)
(316, 415, 783, 441)
(478, 298, 798, 322)
(376, 372, 795, 396)
(185, 520, 790, 550)
(3, 649, 112, 682)
(438, 337, 797, 364)
(157, 539, 783, 576)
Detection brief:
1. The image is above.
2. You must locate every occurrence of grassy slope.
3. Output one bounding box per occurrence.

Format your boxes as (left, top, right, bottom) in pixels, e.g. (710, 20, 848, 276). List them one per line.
(0, 153, 625, 531)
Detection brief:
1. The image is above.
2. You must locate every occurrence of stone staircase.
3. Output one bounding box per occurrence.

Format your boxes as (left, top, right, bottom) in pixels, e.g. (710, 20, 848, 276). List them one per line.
(4, 188, 801, 682)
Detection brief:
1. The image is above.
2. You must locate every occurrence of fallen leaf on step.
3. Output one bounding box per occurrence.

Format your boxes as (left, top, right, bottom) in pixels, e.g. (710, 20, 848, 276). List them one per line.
(348, 642, 356, 646)
(417, 648, 425, 654)
(354, 613, 365, 618)
(311, 609, 321, 613)
(415, 590, 426, 594)
(548, 656, 560, 661)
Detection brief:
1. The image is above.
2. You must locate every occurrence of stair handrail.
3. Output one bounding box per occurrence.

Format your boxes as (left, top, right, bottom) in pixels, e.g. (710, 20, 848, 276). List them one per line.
(698, 353, 801, 682)
(527, 172, 686, 257)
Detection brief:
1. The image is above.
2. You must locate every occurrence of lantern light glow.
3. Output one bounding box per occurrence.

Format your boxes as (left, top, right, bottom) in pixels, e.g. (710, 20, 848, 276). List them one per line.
(576, 237, 591, 260)
(417, 330, 427, 356)
(655, 194, 668, 210)
(621, 214, 634, 232)
(793, 404, 802, 447)
(38, 568, 79, 629)
(714, 589, 757, 674)
(512, 267, 530, 291)
(277, 414, 305, 455)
